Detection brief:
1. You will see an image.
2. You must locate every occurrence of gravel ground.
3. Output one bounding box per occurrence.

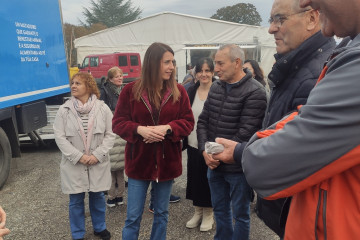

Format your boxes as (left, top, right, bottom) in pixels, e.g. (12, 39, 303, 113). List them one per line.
(0, 141, 279, 240)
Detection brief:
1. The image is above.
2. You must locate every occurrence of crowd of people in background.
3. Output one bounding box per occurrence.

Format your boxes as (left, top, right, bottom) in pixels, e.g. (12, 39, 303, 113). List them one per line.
(3, 0, 360, 239)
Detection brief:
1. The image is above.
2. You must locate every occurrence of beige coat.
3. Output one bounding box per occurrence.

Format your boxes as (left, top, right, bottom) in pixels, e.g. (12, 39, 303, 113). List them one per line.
(54, 99, 115, 194)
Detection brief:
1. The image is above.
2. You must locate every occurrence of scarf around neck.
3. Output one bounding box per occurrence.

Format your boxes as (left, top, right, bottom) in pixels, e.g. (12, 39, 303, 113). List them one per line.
(108, 81, 122, 96)
(69, 94, 97, 155)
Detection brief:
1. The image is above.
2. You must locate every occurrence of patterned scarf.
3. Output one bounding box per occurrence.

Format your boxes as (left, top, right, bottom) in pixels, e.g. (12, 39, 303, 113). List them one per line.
(69, 94, 97, 154)
(108, 81, 122, 96)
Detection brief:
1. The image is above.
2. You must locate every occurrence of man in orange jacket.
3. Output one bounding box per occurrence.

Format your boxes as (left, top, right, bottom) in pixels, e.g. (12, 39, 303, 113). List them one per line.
(213, 0, 360, 239)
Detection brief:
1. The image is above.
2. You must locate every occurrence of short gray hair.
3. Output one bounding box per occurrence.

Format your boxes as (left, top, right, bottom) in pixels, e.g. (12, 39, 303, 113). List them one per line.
(218, 44, 245, 63)
(291, 0, 312, 12)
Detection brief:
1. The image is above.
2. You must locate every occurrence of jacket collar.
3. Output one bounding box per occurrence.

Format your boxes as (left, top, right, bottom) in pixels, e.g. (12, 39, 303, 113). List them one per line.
(218, 69, 253, 88)
(325, 34, 360, 69)
(140, 87, 172, 112)
(188, 77, 216, 105)
(331, 35, 360, 56)
(268, 31, 334, 87)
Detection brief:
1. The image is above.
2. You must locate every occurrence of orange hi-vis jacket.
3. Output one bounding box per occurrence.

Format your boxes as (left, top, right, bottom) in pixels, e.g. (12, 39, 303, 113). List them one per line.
(241, 36, 360, 240)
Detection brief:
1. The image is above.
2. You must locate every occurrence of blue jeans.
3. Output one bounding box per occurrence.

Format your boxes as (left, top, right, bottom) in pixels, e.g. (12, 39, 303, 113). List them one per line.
(207, 169, 252, 240)
(69, 192, 106, 239)
(122, 178, 173, 240)
(149, 180, 175, 206)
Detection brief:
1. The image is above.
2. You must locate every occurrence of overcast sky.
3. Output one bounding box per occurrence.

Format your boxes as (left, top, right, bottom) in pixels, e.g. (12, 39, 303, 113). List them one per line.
(60, 0, 273, 26)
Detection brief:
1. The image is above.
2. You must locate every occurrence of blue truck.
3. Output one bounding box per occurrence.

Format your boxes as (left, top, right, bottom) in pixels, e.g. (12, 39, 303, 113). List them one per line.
(0, 0, 70, 188)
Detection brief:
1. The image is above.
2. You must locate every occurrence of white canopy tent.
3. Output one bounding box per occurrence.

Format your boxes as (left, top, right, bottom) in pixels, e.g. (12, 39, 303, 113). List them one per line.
(74, 12, 276, 82)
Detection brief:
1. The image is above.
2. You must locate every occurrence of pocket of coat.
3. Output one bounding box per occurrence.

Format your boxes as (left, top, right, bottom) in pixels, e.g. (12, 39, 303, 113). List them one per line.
(93, 124, 105, 135)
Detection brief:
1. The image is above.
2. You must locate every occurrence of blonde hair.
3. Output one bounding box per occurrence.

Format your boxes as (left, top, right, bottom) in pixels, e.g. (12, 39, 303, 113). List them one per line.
(107, 66, 123, 82)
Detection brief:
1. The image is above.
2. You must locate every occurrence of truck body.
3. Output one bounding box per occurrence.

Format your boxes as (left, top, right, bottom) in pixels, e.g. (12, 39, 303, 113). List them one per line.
(78, 52, 141, 85)
(0, 0, 70, 188)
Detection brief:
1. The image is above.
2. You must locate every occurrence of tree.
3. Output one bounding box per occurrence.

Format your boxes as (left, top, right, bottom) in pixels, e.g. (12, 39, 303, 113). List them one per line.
(63, 23, 108, 66)
(211, 3, 262, 26)
(81, 0, 142, 28)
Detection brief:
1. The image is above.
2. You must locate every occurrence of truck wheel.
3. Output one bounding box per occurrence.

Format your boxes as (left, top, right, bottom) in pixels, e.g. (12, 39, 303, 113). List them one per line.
(0, 127, 11, 189)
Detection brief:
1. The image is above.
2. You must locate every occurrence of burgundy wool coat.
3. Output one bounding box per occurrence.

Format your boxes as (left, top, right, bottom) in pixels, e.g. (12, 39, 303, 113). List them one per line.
(112, 81, 194, 182)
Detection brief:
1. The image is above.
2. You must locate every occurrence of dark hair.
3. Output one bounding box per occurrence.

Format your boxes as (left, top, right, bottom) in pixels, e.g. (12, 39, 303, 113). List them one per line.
(195, 57, 214, 74)
(133, 42, 180, 109)
(244, 59, 266, 87)
(71, 72, 100, 98)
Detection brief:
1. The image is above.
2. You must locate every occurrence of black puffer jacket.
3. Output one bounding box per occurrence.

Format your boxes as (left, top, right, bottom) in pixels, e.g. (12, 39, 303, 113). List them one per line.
(100, 82, 121, 111)
(264, 31, 336, 127)
(197, 70, 267, 173)
(256, 31, 336, 238)
(100, 81, 126, 171)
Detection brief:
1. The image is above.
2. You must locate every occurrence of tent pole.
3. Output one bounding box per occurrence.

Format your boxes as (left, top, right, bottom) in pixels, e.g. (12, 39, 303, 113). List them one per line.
(186, 49, 188, 72)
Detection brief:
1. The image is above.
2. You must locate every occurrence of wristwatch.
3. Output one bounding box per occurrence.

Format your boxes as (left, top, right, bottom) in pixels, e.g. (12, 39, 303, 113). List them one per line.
(166, 128, 172, 135)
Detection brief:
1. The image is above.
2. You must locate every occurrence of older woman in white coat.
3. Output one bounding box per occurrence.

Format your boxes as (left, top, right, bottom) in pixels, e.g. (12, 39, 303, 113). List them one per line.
(54, 72, 115, 240)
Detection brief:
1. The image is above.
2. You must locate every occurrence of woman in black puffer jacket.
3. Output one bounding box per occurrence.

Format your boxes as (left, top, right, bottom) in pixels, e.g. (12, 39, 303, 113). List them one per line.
(100, 66, 126, 207)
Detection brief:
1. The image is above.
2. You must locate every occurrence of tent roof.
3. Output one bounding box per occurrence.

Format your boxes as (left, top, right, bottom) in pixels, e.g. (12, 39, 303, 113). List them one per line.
(74, 12, 275, 48)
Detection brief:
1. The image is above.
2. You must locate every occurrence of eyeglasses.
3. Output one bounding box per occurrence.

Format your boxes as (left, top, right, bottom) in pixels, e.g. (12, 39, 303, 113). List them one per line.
(268, 9, 311, 27)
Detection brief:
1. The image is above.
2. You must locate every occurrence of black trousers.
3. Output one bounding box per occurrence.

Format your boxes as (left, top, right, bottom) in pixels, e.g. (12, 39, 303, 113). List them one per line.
(185, 146, 212, 207)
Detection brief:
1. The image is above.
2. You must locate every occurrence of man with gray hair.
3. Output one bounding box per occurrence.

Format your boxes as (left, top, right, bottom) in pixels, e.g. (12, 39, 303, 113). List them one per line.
(253, 0, 335, 237)
(197, 44, 267, 240)
(213, 0, 360, 238)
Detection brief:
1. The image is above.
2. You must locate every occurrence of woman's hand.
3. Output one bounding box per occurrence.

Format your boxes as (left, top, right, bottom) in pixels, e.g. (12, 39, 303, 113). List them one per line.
(79, 155, 99, 165)
(203, 151, 220, 170)
(0, 206, 7, 230)
(148, 125, 172, 135)
(0, 206, 10, 239)
(137, 126, 165, 143)
(79, 155, 90, 165)
(88, 155, 99, 165)
(0, 228, 10, 240)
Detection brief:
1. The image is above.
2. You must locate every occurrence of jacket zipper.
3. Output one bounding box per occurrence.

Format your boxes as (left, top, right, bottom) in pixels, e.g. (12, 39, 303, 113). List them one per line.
(159, 93, 172, 159)
(86, 166, 90, 192)
(322, 190, 328, 240)
(141, 97, 156, 125)
(315, 188, 328, 240)
(215, 87, 227, 136)
(141, 93, 172, 182)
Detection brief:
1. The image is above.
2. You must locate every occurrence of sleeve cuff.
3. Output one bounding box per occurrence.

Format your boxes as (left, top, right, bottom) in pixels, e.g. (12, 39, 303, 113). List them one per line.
(234, 142, 246, 164)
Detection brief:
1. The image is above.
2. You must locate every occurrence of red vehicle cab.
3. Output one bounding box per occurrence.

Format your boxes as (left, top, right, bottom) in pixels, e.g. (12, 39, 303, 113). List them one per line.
(78, 52, 141, 86)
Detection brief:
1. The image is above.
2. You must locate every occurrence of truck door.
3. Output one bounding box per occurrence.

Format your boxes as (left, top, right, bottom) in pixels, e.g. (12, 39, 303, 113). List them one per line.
(81, 57, 90, 73)
(129, 54, 141, 79)
(80, 56, 99, 77)
(89, 56, 100, 78)
(118, 54, 131, 81)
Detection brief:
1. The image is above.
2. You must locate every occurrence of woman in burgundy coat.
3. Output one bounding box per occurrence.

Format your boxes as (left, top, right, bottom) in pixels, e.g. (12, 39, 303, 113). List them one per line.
(112, 42, 194, 240)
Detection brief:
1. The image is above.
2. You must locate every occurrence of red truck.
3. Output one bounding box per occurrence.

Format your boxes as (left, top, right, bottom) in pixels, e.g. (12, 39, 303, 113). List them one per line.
(78, 52, 141, 85)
